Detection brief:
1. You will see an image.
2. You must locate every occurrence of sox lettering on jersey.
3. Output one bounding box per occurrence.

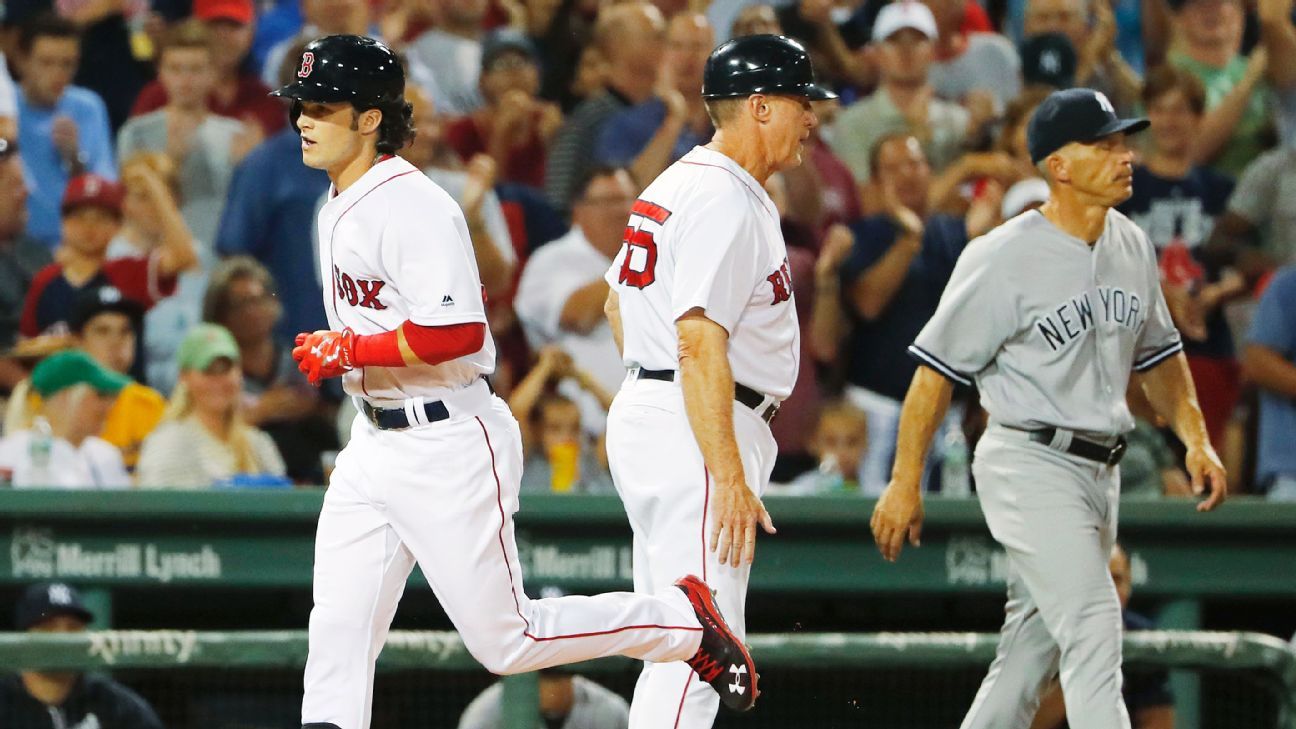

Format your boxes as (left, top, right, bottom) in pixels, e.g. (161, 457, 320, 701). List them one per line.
(766, 259, 792, 305)
(1035, 286, 1143, 352)
(333, 265, 388, 310)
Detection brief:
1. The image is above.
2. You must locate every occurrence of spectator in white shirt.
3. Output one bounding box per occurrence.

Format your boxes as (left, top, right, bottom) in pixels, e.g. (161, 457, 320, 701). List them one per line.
(514, 166, 636, 396)
(0, 349, 130, 489)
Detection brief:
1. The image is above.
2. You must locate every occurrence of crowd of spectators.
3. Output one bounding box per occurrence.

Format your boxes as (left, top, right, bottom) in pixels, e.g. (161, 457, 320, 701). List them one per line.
(0, 0, 1293, 498)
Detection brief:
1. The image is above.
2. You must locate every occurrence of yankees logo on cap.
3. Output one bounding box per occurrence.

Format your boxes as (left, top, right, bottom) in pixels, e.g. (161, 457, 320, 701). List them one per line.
(1020, 33, 1077, 90)
(14, 581, 95, 630)
(1026, 87, 1149, 164)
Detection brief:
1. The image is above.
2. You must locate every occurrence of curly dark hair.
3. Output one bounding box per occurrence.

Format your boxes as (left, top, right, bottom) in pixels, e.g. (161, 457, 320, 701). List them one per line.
(372, 100, 416, 154)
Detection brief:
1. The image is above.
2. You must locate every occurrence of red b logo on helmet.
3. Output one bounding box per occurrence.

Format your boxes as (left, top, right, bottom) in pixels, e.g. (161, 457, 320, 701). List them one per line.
(298, 51, 315, 78)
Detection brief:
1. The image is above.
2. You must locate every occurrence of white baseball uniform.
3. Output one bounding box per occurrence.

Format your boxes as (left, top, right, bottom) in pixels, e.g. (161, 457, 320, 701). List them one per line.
(301, 156, 705, 729)
(604, 146, 800, 728)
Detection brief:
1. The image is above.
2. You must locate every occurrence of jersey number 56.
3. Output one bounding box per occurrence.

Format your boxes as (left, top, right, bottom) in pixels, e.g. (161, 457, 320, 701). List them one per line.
(617, 200, 671, 289)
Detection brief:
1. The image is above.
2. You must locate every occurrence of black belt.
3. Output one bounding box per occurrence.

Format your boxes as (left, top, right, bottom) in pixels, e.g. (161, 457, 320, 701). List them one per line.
(360, 378, 494, 431)
(360, 398, 450, 430)
(1019, 427, 1128, 466)
(637, 368, 779, 424)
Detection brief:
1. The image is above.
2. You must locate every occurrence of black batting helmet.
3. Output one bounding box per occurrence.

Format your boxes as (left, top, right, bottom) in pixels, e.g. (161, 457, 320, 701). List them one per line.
(702, 35, 837, 101)
(271, 34, 415, 153)
(271, 35, 405, 109)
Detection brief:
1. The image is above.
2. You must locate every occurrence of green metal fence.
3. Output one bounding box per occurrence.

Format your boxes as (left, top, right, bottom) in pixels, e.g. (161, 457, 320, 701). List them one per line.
(0, 630, 1291, 728)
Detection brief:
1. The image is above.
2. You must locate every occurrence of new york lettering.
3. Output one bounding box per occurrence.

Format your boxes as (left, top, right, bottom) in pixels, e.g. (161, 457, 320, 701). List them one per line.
(1035, 286, 1142, 351)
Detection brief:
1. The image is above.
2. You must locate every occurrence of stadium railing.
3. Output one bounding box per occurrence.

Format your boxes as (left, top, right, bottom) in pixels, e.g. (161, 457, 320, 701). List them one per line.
(0, 629, 1291, 729)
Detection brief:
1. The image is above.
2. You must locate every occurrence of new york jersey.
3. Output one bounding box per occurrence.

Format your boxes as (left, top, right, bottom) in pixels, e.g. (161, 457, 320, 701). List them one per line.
(316, 156, 495, 401)
(605, 146, 800, 399)
(910, 209, 1181, 435)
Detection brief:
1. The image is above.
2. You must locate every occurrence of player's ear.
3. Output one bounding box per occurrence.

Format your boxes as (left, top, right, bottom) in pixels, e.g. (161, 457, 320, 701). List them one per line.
(749, 94, 771, 123)
(358, 108, 383, 136)
(1045, 152, 1068, 184)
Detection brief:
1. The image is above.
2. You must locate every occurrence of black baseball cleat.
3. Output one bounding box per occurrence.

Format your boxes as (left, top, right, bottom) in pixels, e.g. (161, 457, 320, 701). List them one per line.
(675, 574, 759, 711)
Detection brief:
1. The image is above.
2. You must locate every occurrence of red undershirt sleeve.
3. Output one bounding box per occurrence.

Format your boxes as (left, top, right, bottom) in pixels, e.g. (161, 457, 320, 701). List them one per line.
(351, 321, 486, 368)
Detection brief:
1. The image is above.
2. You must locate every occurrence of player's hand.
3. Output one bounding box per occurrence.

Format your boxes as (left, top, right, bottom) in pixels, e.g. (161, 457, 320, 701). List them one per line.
(870, 481, 924, 562)
(1184, 445, 1228, 512)
(292, 329, 357, 385)
(710, 478, 776, 568)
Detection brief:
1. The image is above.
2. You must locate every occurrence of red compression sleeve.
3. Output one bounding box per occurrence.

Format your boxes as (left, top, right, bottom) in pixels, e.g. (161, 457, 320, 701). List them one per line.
(351, 322, 486, 368)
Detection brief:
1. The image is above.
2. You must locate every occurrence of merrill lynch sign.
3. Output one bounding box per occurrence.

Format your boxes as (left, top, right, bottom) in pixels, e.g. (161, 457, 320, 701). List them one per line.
(10, 527, 222, 583)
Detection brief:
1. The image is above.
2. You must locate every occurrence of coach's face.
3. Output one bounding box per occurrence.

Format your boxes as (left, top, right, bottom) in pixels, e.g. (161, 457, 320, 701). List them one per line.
(296, 100, 381, 172)
(759, 94, 818, 171)
(1053, 132, 1135, 206)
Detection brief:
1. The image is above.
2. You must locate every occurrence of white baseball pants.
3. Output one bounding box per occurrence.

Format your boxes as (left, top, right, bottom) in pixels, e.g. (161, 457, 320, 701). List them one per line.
(301, 380, 703, 729)
(959, 426, 1131, 729)
(606, 376, 778, 729)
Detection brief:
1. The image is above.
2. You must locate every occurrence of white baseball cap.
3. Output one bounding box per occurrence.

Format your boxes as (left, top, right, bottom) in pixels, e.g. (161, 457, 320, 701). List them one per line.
(872, 2, 939, 42)
(1001, 178, 1051, 220)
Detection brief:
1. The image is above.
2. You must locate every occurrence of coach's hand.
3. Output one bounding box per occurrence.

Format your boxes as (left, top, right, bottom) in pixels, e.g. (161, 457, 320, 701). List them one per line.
(1185, 445, 1228, 512)
(711, 479, 776, 568)
(292, 329, 357, 385)
(871, 481, 924, 562)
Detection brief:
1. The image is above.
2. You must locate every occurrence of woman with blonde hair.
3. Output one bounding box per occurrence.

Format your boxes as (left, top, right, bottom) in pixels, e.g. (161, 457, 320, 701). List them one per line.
(136, 323, 286, 488)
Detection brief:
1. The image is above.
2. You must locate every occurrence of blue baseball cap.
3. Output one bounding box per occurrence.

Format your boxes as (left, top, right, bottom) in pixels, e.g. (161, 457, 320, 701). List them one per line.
(1027, 88, 1149, 164)
(15, 582, 94, 630)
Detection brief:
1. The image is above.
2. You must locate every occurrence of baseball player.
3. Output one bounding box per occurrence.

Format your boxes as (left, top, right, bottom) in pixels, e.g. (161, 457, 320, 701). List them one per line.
(273, 36, 753, 729)
(604, 35, 834, 727)
(869, 88, 1228, 729)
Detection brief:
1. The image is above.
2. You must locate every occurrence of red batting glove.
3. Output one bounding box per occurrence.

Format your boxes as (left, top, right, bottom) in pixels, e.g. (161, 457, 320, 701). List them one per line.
(291, 329, 357, 385)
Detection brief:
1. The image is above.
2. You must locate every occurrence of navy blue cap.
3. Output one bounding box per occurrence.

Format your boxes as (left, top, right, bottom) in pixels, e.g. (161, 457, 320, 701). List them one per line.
(1027, 88, 1148, 164)
(1020, 33, 1077, 90)
(15, 582, 94, 630)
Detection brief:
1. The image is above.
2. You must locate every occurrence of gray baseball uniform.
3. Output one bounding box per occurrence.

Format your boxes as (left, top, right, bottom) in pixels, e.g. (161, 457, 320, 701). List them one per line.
(910, 208, 1181, 729)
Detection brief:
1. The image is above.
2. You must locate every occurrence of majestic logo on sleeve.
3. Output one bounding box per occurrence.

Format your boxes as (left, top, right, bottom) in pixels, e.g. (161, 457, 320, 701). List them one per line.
(767, 258, 792, 305)
(1035, 286, 1143, 351)
(333, 265, 388, 310)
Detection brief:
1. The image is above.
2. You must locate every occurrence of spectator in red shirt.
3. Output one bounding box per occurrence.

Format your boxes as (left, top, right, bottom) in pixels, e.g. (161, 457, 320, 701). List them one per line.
(128, 0, 285, 137)
(19, 174, 198, 342)
(444, 30, 562, 189)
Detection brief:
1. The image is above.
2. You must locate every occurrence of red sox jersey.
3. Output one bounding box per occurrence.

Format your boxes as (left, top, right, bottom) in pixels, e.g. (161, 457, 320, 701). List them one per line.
(317, 155, 496, 401)
(605, 146, 800, 399)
